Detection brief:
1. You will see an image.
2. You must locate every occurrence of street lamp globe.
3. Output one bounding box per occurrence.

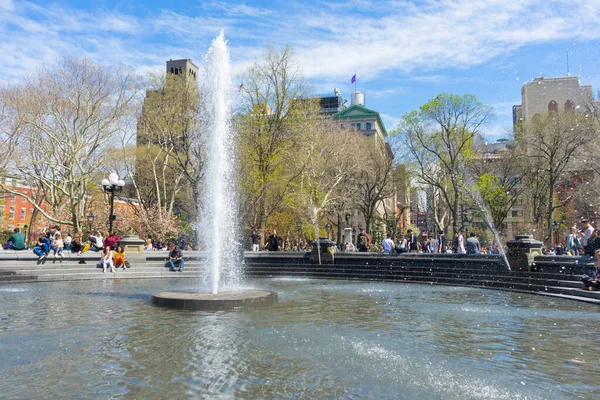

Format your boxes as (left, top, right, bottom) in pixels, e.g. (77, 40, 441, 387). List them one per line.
(102, 173, 124, 233)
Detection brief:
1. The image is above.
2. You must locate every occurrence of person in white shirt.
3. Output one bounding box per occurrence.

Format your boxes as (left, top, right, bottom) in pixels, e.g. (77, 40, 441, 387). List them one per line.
(581, 220, 594, 247)
(457, 230, 466, 254)
(382, 233, 394, 253)
(64, 232, 72, 251)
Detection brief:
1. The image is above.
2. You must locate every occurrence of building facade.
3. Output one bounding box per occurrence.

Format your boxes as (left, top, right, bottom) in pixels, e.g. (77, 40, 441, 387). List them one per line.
(513, 76, 595, 134)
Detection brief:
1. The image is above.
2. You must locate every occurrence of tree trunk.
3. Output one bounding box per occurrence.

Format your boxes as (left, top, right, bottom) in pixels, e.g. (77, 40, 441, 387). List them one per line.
(547, 177, 556, 247)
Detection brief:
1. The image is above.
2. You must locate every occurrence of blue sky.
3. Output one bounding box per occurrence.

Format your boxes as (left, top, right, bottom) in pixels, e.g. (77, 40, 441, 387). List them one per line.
(1, 0, 599, 141)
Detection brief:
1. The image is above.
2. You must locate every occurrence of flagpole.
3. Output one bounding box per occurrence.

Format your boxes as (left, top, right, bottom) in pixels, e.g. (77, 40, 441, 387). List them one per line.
(354, 70, 357, 93)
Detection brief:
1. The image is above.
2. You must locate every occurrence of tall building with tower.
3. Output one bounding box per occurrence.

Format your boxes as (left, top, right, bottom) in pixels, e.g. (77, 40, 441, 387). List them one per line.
(166, 59, 199, 82)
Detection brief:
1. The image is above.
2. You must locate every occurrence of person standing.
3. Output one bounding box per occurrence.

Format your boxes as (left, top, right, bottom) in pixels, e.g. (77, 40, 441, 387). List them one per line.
(251, 231, 261, 251)
(357, 228, 371, 252)
(407, 229, 419, 253)
(566, 225, 581, 255)
(437, 230, 447, 253)
(581, 220, 595, 248)
(267, 230, 280, 251)
(457, 230, 466, 254)
(382, 233, 394, 253)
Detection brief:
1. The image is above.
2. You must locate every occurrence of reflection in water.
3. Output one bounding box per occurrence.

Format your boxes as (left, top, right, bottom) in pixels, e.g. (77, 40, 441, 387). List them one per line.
(0, 279, 599, 399)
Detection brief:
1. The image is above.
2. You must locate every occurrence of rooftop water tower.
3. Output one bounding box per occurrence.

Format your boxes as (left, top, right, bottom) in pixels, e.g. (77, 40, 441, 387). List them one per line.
(351, 91, 365, 106)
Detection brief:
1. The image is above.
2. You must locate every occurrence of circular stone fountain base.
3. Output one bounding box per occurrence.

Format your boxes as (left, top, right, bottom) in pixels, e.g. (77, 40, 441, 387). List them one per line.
(152, 290, 278, 311)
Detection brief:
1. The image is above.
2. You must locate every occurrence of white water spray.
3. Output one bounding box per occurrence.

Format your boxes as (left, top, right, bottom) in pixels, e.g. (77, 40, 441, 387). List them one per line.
(200, 31, 240, 294)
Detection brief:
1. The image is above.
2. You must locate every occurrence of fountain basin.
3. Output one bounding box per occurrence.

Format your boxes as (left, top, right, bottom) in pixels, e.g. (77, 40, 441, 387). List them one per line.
(152, 289, 278, 311)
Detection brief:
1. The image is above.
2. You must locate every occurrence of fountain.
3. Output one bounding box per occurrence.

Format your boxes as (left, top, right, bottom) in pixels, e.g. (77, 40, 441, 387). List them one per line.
(152, 31, 277, 310)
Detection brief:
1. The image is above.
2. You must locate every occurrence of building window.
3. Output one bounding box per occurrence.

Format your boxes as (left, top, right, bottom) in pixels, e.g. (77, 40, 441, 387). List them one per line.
(9, 207, 14, 219)
(10, 193, 15, 201)
(356, 123, 361, 130)
(512, 210, 519, 218)
(565, 99, 575, 112)
(20, 208, 25, 220)
(548, 100, 558, 113)
(366, 122, 371, 130)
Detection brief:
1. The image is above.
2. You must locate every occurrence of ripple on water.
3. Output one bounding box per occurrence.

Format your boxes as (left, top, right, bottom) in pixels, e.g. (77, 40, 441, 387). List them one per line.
(0, 279, 598, 399)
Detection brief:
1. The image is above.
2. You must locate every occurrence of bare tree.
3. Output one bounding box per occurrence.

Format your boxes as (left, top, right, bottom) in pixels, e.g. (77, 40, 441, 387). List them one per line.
(516, 111, 599, 244)
(0, 57, 138, 232)
(354, 143, 395, 234)
(293, 103, 366, 235)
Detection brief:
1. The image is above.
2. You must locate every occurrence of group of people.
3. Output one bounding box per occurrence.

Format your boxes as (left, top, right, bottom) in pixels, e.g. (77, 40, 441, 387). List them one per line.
(342, 228, 491, 255)
(143, 236, 192, 252)
(555, 219, 600, 256)
(251, 230, 296, 251)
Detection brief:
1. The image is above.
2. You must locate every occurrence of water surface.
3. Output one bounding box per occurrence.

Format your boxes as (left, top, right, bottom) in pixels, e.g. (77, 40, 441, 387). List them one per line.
(1, 279, 599, 399)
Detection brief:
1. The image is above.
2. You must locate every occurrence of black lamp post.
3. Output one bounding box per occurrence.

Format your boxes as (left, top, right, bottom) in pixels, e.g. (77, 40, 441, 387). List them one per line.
(325, 222, 332, 240)
(101, 173, 125, 234)
(87, 210, 95, 231)
(296, 217, 303, 251)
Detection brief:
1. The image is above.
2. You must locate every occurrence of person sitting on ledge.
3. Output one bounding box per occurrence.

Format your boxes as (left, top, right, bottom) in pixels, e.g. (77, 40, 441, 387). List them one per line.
(113, 245, 126, 270)
(169, 245, 184, 272)
(8, 228, 26, 250)
(382, 233, 394, 254)
(99, 245, 115, 273)
(33, 235, 50, 260)
(466, 232, 481, 254)
(582, 249, 600, 291)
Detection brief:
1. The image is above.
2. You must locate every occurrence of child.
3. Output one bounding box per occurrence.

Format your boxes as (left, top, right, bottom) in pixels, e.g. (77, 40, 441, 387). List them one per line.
(52, 233, 64, 258)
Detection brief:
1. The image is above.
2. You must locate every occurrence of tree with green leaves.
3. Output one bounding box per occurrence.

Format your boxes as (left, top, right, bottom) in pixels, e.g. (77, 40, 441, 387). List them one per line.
(236, 46, 308, 245)
(395, 93, 494, 234)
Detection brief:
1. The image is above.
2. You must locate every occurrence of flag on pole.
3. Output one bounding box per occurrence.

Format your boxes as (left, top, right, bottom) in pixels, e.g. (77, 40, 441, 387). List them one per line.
(351, 74, 356, 84)
(238, 83, 243, 92)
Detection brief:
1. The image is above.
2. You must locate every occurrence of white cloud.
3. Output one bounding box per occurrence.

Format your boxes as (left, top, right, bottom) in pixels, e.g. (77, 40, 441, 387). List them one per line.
(0, 0, 599, 90)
